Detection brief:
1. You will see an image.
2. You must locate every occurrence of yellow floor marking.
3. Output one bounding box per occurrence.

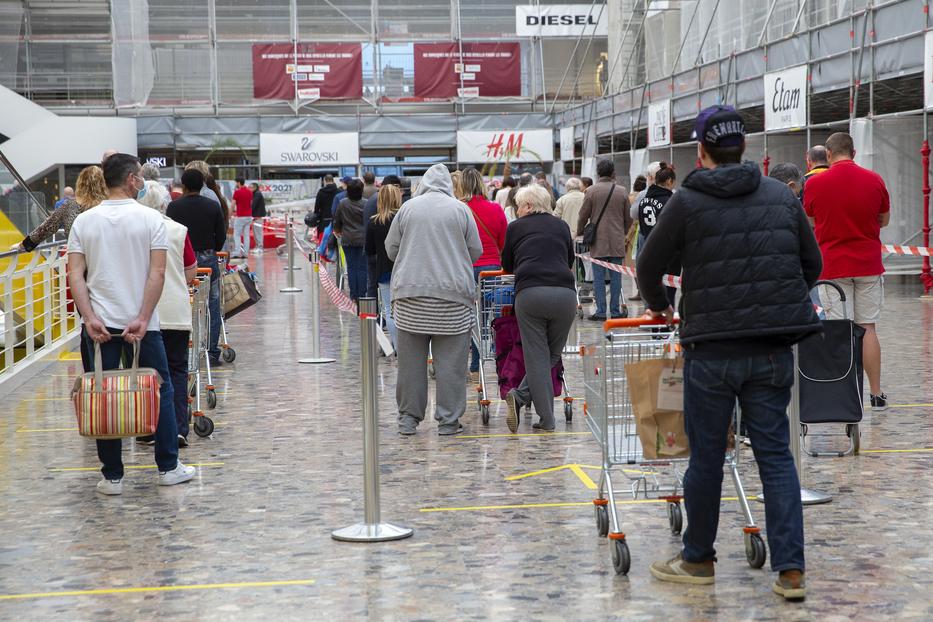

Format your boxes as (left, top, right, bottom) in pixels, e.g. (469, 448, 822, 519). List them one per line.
(568, 464, 598, 489)
(420, 496, 747, 513)
(49, 462, 224, 472)
(457, 431, 589, 439)
(861, 447, 933, 454)
(58, 352, 82, 361)
(0, 579, 315, 601)
(18, 422, 229, 433)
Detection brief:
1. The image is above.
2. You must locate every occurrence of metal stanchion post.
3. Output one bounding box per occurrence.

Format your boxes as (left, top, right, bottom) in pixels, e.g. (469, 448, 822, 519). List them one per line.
(299, 250, 336, 365)
(279, 218, 302, 293)
(757, 344, 832, 506)
(283, 211, 301, 271)
(332, 298, 413, 543)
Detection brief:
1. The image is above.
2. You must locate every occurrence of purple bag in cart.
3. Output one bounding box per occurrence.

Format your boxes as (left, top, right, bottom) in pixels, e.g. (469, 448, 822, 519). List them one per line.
(492, 314, 563, 401)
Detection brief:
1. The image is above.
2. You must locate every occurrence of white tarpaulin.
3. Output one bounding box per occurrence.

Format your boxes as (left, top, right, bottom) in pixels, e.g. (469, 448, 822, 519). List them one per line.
(764, 64, 807, 131)
(560, 127, 575, 161)
(259, 133, 360, 167)
(925, 31, 933, 109)
(850, 118, 874, 171)
(648, 99, 671, 148)
(515, 4, 608, 37)
(629, 149, 649, 185)
(111, 0, 155, 107)
(457, 129, 553, 163)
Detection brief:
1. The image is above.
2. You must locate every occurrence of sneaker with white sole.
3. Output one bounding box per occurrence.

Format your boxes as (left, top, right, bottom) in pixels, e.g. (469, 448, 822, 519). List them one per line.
(158, 462, 196, 486)
(505, 390, 520, 433)
(870, 393, 888, 411)
(96, 478, 123, 495)
(772, 569, 806, 601)
(649, 553, 715, 585)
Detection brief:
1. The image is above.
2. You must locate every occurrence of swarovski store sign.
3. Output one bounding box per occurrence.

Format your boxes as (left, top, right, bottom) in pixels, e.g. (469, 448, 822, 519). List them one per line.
(259, 132, 360, 167)
(764, 65, 808, 131)
(515, 4, 608, 37)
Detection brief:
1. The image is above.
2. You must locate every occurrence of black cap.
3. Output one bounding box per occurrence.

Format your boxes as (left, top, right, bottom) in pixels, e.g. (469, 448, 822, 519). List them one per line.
(692, 105, 746, 148)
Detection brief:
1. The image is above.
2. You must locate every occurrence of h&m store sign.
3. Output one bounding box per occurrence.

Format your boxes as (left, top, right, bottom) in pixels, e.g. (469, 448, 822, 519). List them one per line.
(515, 4, 608, 37)
(764, 65, 807, 132)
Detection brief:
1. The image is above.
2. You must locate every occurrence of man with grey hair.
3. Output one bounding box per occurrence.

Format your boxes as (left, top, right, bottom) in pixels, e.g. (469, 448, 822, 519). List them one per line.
(555, 177, 585, 233)
(768, 163, 802, 196)
(800, 145, 829, 202)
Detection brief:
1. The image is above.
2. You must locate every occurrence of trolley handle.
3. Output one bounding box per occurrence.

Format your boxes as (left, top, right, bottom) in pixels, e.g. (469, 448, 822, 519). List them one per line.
(603, 315, 680, 332)
(478, 270, 510, 279)
(196, 268, 213, 280)
(216, 251, 229, 258)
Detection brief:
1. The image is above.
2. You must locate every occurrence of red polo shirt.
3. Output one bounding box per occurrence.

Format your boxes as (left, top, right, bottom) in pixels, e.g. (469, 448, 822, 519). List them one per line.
(233, 186, 253, 217)
(803, 159, 889, 279)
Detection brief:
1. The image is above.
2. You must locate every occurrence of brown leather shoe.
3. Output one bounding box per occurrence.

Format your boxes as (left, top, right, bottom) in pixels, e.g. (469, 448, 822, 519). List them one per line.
(773, 569, 806, 600)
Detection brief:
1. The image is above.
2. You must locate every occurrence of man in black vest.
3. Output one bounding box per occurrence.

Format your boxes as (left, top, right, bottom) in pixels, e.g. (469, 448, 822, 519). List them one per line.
(637, 105, 822, 601)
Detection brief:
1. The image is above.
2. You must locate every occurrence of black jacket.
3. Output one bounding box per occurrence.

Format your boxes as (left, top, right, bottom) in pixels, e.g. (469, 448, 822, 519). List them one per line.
(364, 213, 396, 278)
(251, 190, 266, 218)
(501, 213, 575, 293)
(636, 161, 822, 350)
(637, 184, 673, 238)
(314, 183, 339, 225)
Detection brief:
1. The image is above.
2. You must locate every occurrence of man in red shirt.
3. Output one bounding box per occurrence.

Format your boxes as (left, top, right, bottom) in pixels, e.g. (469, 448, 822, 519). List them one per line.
(231, 178, 253, 258)
(803, 132, 890, 410)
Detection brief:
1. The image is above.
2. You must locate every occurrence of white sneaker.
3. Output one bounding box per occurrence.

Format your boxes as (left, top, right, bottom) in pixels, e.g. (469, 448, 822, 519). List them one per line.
(96, 478, 123, 495)
(158, 462, 196, 486)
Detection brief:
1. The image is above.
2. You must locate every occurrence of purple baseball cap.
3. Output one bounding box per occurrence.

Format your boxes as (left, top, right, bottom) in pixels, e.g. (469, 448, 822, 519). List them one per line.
(340, 176, 353, 184)
(692, 105, 746, 148)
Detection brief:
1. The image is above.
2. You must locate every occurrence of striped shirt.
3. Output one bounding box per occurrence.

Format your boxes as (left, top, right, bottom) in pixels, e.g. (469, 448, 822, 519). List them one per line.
(393, 297, 473, 335)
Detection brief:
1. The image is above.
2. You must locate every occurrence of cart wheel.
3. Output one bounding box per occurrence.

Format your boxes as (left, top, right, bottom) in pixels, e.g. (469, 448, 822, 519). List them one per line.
(847, 423, 860, 455)
(481, 403, 490, 425)
(222, 347, 236, 363)
(667, 502, 683, 535)
(194, 416, 214, 438)
(428, 363, 436, 379)
(595, 504, 609, 538)
(564, 401, 573, 422)
(611, 538, 631, 575)
(745, 532, 767, 569)
(206, 389, 217, 410)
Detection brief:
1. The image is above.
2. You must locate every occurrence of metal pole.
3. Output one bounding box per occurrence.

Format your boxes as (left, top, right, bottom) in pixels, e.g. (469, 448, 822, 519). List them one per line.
(299, 250, 336, 364)
(921, 139, 932, 295)
(280, 218, 302, 293)
(332, 297, 413, 543)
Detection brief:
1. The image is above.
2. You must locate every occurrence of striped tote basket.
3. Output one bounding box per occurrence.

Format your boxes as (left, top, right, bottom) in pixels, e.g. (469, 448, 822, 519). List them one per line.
(72, 342, 162, 439)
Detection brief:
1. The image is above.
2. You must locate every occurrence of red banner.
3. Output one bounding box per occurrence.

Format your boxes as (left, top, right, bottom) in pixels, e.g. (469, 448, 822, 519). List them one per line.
(252, 43, 362, 100)
(413, 42, 521, 100)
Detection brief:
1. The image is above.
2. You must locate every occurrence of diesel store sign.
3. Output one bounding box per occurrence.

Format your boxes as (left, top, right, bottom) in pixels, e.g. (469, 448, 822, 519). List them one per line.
(764, 65, 807, 132)
(515, 4, 608, 37)
(259, 132, 360, 167)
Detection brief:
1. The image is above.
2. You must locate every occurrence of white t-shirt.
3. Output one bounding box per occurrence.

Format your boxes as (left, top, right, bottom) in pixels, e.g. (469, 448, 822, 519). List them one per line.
(67, 199, 168, 331)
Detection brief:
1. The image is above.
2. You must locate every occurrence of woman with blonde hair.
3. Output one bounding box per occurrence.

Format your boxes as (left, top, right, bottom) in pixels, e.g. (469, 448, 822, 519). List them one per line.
(13, 165, 107, 252)
(364, 183, 403, 348)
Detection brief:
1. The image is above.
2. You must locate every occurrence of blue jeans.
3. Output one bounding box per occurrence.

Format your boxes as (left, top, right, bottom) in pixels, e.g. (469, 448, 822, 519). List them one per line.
(343, 245, 367, 301)
(84, 329, 179, 480)
(591, 256, 623, 317)
(378, 279, 397, 348)
(196, 251, 221, 358)
(470, 265, 500, 372)
(162, 329, 191, 438)
(682, 350, 805, 573)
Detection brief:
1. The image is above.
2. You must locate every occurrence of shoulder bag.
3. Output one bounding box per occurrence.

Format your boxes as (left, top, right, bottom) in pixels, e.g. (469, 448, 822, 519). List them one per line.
(468, 204, 502, 253)
(582, 184, 616, 248)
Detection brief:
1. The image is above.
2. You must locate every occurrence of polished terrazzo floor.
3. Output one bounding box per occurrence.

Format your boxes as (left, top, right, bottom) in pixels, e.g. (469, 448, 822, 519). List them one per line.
(1, 253, 931, 621)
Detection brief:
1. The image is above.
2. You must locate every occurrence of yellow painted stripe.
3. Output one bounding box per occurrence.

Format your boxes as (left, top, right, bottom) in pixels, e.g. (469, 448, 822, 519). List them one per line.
(505, 465, 579, 481)
(49, 462, 224, 472)
(569, 464, 598, 489)
(58, 352, 82, 361)
(0, 579, 314, 601)
(457, 431, 589, 439)
(420, 496, 747, 513)
(861, 447, 933, 454)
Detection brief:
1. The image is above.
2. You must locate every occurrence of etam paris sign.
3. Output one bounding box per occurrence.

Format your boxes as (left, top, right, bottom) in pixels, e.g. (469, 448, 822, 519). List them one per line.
(764, 65, 807, 131)
(259, 132, 360, 167)
(516, 4, 608, 37)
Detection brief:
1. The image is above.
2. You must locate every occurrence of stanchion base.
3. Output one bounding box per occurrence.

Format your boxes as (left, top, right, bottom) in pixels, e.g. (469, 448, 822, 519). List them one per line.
(756, 488, 832, 506)
(279, 287, 303, 293)
(331, 523, 413, 542)
(284, 266, 302, 271)
(299, 357, 336, 364)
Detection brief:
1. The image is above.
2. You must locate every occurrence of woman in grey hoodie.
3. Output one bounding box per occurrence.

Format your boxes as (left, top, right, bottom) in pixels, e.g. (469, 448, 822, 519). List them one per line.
(385, 164, 483, 436)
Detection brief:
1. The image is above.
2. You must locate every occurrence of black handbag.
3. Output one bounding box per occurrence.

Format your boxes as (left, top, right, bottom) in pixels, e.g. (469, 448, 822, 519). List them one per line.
(304, 211, 319, 229)
(581, 184, 615, 248)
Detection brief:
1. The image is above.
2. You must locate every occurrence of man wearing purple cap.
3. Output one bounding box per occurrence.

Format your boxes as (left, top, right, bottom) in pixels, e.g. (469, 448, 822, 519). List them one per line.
(636, 105, 823, 601)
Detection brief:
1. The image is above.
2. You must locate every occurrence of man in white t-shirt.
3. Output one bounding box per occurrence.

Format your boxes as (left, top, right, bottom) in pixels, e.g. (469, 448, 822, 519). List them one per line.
(67, 153, 196, 495)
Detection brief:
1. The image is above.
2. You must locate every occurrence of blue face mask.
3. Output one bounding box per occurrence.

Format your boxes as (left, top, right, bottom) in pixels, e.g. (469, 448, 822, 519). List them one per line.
(137, 187, 147, 200)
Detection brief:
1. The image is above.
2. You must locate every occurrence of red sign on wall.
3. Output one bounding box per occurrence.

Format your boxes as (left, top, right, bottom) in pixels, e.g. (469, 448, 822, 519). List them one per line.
(413, 42, 522, 100)
(252, 43, 363, 100)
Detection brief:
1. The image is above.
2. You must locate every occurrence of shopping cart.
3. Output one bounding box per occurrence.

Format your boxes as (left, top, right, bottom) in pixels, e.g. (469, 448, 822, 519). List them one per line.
(215, 251, 236, 363)
(473, 270, 574, 425)
(574, 240, 595, 318)
(581, 317, 765, 575)
(187, 269, 215, 436)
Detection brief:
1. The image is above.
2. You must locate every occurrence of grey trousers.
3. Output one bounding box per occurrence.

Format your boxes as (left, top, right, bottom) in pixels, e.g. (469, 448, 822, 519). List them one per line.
(396, 328, 470, 433)
(513, 286, 578, 428)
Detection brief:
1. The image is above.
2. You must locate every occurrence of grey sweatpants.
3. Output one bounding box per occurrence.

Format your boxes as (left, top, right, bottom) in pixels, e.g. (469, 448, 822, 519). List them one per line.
(513, 286, 578, 428)
(396, 329, 470, 433)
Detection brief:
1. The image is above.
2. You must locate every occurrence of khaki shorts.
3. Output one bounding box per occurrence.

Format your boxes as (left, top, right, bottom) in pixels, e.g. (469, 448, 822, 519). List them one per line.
(820, 276, 884, 325)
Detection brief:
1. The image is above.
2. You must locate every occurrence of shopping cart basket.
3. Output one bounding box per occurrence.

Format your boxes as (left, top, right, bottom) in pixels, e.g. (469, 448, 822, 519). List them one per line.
(187, 269, 215, 437)
(582, 316, 766, 575)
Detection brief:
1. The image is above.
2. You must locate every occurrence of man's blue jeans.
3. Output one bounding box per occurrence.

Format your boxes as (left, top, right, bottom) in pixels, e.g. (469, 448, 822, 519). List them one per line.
(682, 350, 805, 573)
(83, 329, 179, 480)
(591, 256, 623, 317)
(196, 251, 222, 359)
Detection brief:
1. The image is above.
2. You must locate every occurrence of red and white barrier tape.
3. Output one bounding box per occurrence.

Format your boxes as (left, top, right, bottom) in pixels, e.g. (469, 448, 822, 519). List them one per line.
(576, 253, 682, 288)
(883, 244, 932, 257)
(317, 262, 358, 314)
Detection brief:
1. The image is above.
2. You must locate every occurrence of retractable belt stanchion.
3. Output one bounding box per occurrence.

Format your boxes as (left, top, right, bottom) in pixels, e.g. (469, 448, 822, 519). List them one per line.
(299, 249, 336, 365)
(757, 344, 832, 506)
(279, 218, 302, 293)
(332, 297, 413, 543)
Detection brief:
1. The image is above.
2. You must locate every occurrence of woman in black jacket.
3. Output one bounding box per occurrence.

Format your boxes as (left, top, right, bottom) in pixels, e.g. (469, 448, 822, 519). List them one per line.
(637, 163, 678, 307)
(334, 179, 368, 302)
(500, 184, 576, 433)
(364, 184, 402, 348)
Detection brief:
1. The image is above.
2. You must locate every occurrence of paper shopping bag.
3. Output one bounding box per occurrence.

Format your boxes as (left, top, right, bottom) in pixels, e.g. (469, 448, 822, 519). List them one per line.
(624, 357, 689, 460)
(654, 410, 690, 458)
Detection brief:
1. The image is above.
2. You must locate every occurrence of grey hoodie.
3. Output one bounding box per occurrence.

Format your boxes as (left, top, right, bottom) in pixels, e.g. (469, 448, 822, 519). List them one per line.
(385, 164, 483, 307)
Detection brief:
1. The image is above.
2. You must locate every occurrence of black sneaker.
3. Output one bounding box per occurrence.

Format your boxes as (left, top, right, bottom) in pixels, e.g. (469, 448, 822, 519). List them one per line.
(610, 306, 629, 319)
(208, 356, 223, 367)
(178, 434, 189, 448)
(136, 436, 155, 445)
(587, 314, 606, 322)
(870, 393, 888, 411)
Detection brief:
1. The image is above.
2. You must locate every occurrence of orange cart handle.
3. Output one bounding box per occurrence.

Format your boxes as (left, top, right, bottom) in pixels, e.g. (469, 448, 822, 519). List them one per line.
(603, 315, 680, 332)
(479, 270, 510, 279)
(196, 267, 213, 276)
(216, 251, 229, 258)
